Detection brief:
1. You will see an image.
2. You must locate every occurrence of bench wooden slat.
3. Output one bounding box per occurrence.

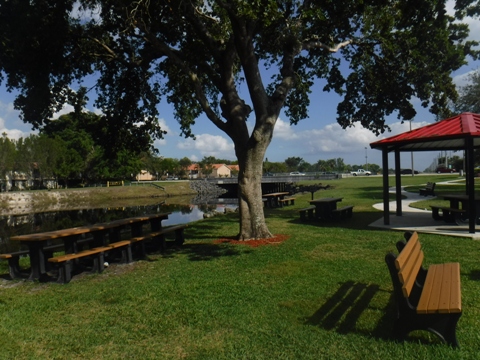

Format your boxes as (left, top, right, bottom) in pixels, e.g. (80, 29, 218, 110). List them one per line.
(416, 263, 436, 314)
(423, 264, 443, 313)
(400, 244, 424, 297)
(48, 246, 111, 263)
(449, 262, 462, 313)
(394, 231, 419, 270)
(437, 263, 453, 313)
(107, 240, 131, 249)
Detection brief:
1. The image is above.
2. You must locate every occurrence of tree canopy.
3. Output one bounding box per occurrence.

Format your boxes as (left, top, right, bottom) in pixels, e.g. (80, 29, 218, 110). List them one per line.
(1, 0, 479, 239)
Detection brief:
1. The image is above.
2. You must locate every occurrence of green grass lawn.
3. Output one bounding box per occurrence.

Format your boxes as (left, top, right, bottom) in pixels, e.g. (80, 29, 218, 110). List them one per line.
(1, 175, 480, 359)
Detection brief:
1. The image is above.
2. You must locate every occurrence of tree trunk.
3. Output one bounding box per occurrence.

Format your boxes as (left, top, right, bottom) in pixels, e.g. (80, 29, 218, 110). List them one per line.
(236, 142, 273, 240)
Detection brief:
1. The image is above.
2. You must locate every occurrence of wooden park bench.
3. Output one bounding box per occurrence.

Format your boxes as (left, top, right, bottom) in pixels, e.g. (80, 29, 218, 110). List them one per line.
(298, 205, 316, 221)
(419, 182, 436, 196)
(385, 231, 462, 348)
(48, 246, 112, 284)
(331, 205, 354, 220)
(430, 205, 467, 223)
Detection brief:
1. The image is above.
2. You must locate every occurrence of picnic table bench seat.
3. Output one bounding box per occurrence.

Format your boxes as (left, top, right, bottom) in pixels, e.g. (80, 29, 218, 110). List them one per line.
(279, 197, 296, 206)
(298, 206, 316, 221)
(331, 205, 354, 220)
(419, 182, 436, 196)
(107, 224, 188, 262)
(430, 205, 467, 223)
(0, 249, 31, 279)
(0, 240, 80, 279)
(385, 231, 462, 348)
(48, 246, 112, 284)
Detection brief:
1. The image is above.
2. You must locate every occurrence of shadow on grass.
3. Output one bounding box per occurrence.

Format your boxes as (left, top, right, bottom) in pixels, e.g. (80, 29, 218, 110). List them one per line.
(468, 269, 480, 281)
(305, 280, 395, 341)
(158, 242, 253, 262)
(286, 211, 383, 231)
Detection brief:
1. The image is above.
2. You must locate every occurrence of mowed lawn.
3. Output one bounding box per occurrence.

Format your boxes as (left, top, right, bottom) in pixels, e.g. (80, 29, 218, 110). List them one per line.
(1, 175, 480, 359)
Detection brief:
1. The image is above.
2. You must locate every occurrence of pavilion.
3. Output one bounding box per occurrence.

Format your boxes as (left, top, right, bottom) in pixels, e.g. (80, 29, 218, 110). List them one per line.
(370, 112, 480, 234)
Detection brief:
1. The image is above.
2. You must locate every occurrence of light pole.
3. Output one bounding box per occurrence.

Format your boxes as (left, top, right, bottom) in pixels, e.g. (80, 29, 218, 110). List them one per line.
(365, 147, 368, 170)
(410, 120, 414, 176)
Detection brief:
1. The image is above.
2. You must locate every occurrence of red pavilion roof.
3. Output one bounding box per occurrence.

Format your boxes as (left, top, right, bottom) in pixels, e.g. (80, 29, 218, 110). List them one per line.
(370, 112, 480, 152)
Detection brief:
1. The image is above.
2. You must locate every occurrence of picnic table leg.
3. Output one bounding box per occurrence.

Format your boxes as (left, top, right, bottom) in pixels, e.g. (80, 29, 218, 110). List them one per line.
(131, 223, 144, 237)
(26, 241, 47, 281)
(92, 230, 108, 248)
(150, 218, 163, 232)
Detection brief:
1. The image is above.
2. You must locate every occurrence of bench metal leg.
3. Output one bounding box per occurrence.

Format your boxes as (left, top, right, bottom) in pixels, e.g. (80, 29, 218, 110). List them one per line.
(393, 312, 461, 348)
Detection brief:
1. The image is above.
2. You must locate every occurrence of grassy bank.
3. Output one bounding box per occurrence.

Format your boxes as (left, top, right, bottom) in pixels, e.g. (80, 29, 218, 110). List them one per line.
(1, 175, 479, 359)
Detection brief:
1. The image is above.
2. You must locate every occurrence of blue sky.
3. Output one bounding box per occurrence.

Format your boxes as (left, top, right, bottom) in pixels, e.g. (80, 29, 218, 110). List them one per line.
(1, 2, 479, 172)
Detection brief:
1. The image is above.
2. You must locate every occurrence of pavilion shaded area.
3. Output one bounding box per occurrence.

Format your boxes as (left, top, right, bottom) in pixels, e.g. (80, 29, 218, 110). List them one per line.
(370, 112, 480, 234)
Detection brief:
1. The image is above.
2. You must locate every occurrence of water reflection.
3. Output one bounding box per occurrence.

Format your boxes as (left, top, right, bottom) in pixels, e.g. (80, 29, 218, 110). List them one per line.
(0, 196, 238, 252)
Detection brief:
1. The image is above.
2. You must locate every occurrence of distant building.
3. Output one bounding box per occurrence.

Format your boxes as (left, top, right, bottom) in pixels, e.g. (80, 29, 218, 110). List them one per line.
(136, 170, 155, 181)
(186, 163, 236, 178)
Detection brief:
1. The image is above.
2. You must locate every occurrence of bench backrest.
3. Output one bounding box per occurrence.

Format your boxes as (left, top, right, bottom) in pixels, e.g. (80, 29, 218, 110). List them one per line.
(394, 232, 424, 298)
(426, 182, 435, 190)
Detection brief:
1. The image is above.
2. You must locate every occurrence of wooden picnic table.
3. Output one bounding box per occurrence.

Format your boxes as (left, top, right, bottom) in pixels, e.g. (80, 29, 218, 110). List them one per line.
(262, 192, 290, 208)
(9, 213, 170, 281)
(309, 197, 343, 219)
(439, 194, 480, 224)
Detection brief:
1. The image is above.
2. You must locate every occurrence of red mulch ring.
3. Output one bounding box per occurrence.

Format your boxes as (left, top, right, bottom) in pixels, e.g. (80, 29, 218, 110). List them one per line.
(213, 234, 289, 248)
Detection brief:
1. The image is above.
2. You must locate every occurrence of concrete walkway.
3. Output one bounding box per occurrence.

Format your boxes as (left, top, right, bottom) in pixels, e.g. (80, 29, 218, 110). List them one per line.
(369, 183, 480, 240)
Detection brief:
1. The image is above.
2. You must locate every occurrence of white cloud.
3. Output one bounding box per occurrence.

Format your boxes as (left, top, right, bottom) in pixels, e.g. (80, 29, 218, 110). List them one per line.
(273, 118, 300, 140)
(0, 100, 35, 139)
(177, 133, 235, 159)
(157, 118, 171, 133)
(267, 121, 436, 166)
(52, 104, 75, 119)
(0, 116, 28, 140)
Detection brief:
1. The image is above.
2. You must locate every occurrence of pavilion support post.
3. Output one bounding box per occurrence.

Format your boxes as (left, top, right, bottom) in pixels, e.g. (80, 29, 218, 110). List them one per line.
(395, 149, 402, 216)
(466, 137, 476, 233)
(382, 148, 390, 225)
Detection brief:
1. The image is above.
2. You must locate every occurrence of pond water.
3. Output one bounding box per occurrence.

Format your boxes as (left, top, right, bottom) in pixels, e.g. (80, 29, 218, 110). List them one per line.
(0, 197, 238, 252)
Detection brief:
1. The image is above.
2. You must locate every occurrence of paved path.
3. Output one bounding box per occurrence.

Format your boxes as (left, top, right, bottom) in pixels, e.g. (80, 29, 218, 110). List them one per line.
(369, 181, 480, 239)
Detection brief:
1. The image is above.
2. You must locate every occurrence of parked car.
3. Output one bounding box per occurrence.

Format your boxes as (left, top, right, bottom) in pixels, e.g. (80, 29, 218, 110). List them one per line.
(350, 169, 371, 176)
(165, 176, 179, 180)
(400, 169, 419, 174)
(289, 171, 305, 176)
(436, 166, 456, 173)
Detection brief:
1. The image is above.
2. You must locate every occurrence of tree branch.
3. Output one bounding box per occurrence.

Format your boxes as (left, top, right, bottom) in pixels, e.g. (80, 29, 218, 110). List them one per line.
(89, 37, 118, 59)
(303, 39, 354, 52)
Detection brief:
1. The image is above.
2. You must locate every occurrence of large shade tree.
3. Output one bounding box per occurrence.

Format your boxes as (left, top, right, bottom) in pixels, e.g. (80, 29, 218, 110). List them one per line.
(1, 0, 479, 239)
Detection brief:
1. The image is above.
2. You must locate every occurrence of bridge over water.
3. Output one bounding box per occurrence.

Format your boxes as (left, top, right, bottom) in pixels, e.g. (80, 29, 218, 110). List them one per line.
(204, 174, 338, 197)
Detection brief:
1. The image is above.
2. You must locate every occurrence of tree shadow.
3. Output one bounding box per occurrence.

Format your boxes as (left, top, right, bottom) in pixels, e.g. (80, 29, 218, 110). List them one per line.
(286, 211, 383, 231)
(156, 241, 252, 262)
(304, 281, 395, 341)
